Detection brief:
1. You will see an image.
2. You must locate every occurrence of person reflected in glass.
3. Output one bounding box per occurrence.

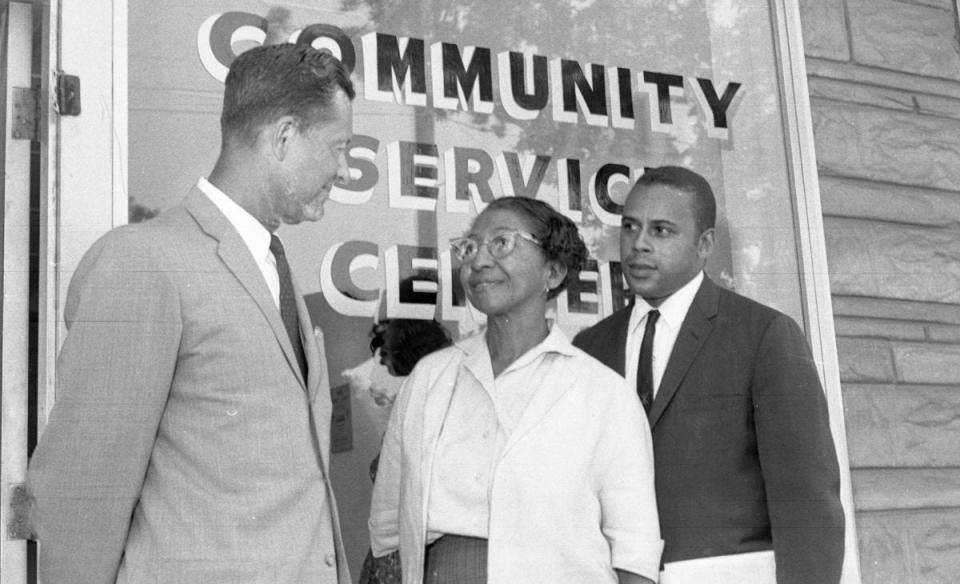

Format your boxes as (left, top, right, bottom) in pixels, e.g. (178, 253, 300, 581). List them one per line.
(371, 318, 454, 379)
(369, 197, 663, 584)
(360, 317, 453, 584)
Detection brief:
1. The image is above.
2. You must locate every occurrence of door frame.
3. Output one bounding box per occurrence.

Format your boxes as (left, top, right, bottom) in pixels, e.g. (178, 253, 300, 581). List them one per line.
(1, 3, 35, 582)
(1, 0, 127, 580)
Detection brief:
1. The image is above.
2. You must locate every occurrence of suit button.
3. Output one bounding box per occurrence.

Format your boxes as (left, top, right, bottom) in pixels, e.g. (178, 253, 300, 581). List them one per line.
(325, 553, 336, 567)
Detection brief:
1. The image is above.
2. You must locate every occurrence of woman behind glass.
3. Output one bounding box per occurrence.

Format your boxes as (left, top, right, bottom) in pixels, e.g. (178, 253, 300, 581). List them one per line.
(369, 197, 662, 584)
(359, 317, 454, 584)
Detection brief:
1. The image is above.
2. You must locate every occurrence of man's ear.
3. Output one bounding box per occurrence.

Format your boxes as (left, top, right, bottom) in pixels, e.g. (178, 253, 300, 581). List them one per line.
(269, 116, 299, 161)
(697, 227, 716, 260)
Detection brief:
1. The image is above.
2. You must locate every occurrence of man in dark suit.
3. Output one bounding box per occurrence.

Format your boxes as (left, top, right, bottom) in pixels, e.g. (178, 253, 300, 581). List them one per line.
(573, 166, 844, 584)
(27, 44, 354, 583)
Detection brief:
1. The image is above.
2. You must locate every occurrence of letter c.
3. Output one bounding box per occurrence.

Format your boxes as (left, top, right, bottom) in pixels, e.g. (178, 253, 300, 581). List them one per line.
(197, 12, 269, 83)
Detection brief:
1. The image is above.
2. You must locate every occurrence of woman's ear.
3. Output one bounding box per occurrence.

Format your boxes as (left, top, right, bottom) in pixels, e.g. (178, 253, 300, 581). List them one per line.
(545, 260, 568, 293)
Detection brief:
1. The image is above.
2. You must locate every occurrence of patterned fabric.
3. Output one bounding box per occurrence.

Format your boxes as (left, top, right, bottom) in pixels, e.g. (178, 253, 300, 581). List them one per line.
(359, 549, 402, 584)
(424, 535, 488, 584)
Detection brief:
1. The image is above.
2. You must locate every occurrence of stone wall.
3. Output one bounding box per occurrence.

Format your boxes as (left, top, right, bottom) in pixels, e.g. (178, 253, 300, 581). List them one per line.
(800, 0, 960, 581)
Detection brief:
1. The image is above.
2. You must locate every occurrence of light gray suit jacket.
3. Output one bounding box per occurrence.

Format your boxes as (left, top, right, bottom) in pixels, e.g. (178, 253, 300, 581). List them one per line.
(27, 189, 349, 583)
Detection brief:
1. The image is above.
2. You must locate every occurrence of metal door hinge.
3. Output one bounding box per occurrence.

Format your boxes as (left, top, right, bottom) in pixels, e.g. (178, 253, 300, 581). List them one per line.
(11, 86, 37, 140)
(56, 72, 81, 116)
(7, 483, 34, 540)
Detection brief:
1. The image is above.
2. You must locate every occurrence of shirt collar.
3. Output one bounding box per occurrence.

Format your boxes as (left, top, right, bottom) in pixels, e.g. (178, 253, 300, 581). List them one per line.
(461, 323, 577, 375)
(525, 324, 577, 360)
(197, 177, 272, 259)
(629, 271, 704, 333)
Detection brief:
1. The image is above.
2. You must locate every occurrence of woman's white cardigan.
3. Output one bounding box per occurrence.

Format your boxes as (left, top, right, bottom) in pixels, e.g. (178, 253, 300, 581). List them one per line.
(369, 329, 663, 583)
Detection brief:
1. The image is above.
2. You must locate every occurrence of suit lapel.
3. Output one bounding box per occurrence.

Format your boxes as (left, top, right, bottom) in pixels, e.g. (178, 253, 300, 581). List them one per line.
(648, 277, 719, 429)
(184, 189, 307, 390)
(307, 325, 332, 476)
(295, 276, 322, 402)
(607, 310, 631, 376)
(583, 308, 630, 375)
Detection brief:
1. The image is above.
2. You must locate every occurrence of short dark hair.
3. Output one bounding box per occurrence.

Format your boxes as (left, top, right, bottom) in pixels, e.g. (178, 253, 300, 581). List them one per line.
(369, 319, 453, 377)
(480, 197, 588, 300)
(633, 166, 716, 234)
(221, 43, 355, 145)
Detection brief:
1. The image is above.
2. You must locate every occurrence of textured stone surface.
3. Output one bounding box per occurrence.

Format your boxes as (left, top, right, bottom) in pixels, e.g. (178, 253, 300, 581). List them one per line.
(926, 323, 960, 343)
(808, 75, 960, 121)
(819, 176, 960, 228)
(834, 316, 927, 341)
(894, 342, 960, 384)
(807, 58, 960, 99)
(808, 77, 915, 112)
(803, 2, 960, 580)
(823, 217, 960, 304)
(844, 384, 960, 467)
(902, 0, 955, 11)
(836, 337, 895, 382)
(857, 508, 960, 584)
(914, 92, 960, 120)
(813, 103, 960, 191)
(853, 468, 960, 511)
(848, 0, 960, 80)
(799, 0, 850, 61)
(832, 295, 960, 324)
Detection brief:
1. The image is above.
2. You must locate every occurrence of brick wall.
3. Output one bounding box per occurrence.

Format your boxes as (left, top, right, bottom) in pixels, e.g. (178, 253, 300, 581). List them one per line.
(800, 0, 960, 581)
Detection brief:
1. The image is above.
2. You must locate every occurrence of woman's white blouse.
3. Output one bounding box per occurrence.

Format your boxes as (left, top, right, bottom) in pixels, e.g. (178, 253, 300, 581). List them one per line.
(369, 326, 664, 584)
(427, 326, 567, 540)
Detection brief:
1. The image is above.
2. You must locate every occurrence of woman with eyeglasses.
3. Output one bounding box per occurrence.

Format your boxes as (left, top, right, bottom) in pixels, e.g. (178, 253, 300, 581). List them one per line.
(368, 197, 662, 584)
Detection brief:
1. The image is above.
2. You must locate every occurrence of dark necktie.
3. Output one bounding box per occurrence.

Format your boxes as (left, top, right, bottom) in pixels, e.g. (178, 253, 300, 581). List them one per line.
(637, 309, 660, 413)
(270, 234, 308, 380)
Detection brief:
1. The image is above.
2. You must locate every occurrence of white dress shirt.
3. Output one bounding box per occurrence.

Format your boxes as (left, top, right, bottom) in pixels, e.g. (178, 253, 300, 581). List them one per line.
(625, 271, 704, 398)
(197, 177, 280, 308)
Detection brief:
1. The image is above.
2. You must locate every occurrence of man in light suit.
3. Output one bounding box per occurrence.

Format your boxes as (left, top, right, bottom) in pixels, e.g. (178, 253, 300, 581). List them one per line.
(27, 43, 354, 583)
(573, 166, 845, 584)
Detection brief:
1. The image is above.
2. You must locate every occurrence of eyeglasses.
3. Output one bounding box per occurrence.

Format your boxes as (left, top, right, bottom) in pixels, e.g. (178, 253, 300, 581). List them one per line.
(449, 230, 542, 262)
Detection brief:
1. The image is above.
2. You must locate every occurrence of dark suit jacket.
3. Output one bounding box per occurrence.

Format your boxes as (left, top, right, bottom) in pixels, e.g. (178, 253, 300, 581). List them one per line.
(573, 276, 844, 584)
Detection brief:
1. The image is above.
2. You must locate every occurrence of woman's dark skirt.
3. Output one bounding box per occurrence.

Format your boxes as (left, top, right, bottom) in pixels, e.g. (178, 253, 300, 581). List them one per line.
(424, 535, 488, 584)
